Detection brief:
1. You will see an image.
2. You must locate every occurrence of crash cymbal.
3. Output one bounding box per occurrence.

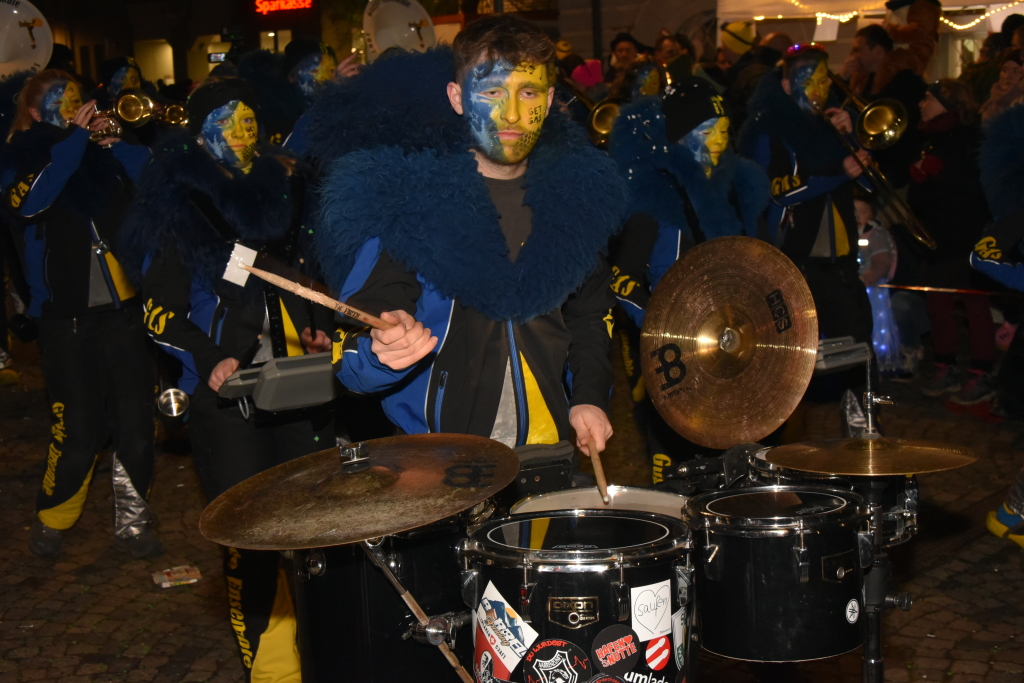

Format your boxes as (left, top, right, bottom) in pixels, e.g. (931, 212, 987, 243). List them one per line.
(765, 437, 977, 476)
(640, 236, 818, 449)
(199, 433, 519, 550)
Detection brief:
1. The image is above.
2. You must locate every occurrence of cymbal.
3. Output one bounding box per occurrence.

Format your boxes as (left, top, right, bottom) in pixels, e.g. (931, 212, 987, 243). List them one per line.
(765, 436, 977, 476)
(199, 434, 519, 550)
(640, 236, 818, 449)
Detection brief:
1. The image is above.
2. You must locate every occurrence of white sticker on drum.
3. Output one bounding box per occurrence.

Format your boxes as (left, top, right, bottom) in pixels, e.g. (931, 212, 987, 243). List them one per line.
(672, 607, 686, 669)
(846, 599, 860, 624)
(473, 581, 539, 678)
(631, 579, 672, 642)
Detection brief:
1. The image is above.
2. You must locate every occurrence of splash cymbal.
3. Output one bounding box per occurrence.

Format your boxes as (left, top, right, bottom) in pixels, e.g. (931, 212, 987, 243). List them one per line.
(640, 236, 818, 449)
(765, 436, 977, 476)
(199, 434, 519, 550)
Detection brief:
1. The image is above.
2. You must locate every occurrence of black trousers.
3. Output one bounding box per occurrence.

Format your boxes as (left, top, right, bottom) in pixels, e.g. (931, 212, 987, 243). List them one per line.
(34, 308, 155, 529)
(188, 384, 333, 682)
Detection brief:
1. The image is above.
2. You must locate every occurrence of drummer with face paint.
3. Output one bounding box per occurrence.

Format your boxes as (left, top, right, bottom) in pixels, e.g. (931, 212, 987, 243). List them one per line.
(117, 78, 335, 683)
(316, 15, 624, 467)
(606, 77, 771, 483)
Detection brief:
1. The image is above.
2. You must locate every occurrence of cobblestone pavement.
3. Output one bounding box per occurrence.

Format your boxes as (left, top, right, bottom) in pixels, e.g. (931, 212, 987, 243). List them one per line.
(2, 335, 1024, 682)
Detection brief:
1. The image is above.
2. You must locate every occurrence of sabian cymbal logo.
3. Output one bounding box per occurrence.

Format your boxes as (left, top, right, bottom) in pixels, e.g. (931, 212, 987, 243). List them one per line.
(547, 597, 599, 629)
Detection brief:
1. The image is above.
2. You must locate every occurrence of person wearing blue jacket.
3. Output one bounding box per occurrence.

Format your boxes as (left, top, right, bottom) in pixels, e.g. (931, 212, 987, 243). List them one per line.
(0, 69, 159, 559)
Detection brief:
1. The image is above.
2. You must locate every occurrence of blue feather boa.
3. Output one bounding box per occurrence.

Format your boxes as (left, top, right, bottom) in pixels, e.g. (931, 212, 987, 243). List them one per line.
(317, 106, 627, 323)
(980, 105, 1024, 220)
(609, 97, 770, 240)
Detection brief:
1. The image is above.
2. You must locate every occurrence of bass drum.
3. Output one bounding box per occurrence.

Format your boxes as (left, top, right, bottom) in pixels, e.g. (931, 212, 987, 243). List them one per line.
(512, 485, 687, 518)
(683, 485, 868, 662)
(462, 509, 696, 683)
(297, 517, 475, 683)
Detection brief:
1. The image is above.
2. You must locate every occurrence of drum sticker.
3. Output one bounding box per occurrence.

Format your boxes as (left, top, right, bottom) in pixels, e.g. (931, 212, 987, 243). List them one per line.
(476, 649, 514, 683)
(591, 625, 640, 675)
(765, 289, 792, 333)
(671, 607, 686, 670)
(548, 597, 599, 629)
(644, 636, 670, 671)
(588, 676, 626, 683)
(846, 599, 860, 624)
(523, 639, 591, 683)
(631, 580, 671, 642)
(474, 581, 539, 681)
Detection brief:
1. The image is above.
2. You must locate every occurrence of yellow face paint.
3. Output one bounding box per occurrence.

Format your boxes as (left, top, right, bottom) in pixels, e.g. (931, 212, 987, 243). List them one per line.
(462, 60, 553, 164)
(802, 60, 832, 112)
(705, 116, 730, 168)
(314, 52, 338, 83)
(201, 100, 259, 172)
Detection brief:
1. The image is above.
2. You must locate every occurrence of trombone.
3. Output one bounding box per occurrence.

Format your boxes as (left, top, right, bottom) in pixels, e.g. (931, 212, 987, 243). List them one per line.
(91, 90, 189, 142)
(558, 76, 623, 148)
(820, 70, 937, 250)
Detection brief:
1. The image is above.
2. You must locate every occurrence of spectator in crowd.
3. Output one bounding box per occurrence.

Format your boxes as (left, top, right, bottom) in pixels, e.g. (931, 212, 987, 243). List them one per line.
(725, 32, 794, 130)
(980, 50, 1024, 123)
(719, 21, 757, 74)
(960, 32, 1011, 106)
(910, 79, 995, 404)
(880, 0, 941, 77)
(604, 32, 643, 83)
(854, 191, 902, 372)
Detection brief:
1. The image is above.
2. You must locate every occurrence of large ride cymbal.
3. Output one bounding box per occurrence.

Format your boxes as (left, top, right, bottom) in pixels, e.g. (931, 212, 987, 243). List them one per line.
(640, 236, 819, 449)
(765, 436, 977, 476)
(199, 434, 519, 550)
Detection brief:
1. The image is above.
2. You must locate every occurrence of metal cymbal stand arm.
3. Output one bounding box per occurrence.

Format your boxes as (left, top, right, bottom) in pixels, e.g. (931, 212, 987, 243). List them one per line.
(361, 541, 474, 683)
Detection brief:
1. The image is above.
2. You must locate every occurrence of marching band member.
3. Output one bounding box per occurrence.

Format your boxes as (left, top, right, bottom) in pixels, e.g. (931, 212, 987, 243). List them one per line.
(0, 69, 159, 559)
(119, 78, 333, 682)
(314, 16, 626, 460)
(607, 77, 770, 482)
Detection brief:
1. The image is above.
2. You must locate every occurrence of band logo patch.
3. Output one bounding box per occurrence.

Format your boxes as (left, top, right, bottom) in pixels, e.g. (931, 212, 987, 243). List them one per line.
(523, 639, 591, 683)
(547, 597, 598, 629)
(474, 581, 538, 682)
(765, 289, 792, 333)
(975, 236, 1002, 260)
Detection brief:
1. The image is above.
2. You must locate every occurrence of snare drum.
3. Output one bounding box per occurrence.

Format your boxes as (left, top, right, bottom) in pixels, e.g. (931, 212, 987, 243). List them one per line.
(750, 449, 919, 547)
(462, 510, 695, 682)
(511, 485, 687, 518)
(684, 485, 868, 662)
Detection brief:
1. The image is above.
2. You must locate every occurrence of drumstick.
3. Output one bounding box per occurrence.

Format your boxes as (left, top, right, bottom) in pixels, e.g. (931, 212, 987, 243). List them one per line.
(591, 450, 611, 504)
(242, 265, 395, 330)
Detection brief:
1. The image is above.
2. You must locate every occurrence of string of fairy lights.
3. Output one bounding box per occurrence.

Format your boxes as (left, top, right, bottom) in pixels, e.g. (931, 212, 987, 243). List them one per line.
(749, 1, 1023, 29)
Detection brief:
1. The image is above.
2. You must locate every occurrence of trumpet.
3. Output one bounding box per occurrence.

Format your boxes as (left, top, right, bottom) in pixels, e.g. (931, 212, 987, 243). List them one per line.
(820, 70, 937, 250)
(559, 76, 623, 148)
(90, 90, 189, 142)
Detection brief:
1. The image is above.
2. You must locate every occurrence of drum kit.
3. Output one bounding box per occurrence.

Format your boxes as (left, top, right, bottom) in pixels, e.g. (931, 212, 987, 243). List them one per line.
(199, 237, 978, 683)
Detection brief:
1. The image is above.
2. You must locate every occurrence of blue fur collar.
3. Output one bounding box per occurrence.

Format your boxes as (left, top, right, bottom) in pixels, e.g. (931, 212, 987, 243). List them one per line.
(737, 69, 847, 172)
(609, 97, 770, 240)
(980, 105, 1024, 220)
(119, 134, 298, 289)
(317, 108, 627, 323)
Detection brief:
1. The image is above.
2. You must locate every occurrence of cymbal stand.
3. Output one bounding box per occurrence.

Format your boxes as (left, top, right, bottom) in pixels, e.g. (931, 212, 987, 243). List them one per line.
(860, 359, 912, 683)
(361, 540, 474, 683)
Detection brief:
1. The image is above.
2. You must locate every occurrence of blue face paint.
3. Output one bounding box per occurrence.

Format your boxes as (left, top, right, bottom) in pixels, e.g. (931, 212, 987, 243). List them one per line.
(40, 80, 81, 128)
(788, 58, 829, 115)
(109, 66, 140, 96)
(459, 59, 551, 164)
(294, 54, 322, 97)
(682, 118, 717, 168)
(200, 100, 259, 170)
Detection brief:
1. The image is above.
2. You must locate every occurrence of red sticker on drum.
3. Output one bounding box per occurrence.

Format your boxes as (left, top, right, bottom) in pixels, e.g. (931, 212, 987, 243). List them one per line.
(645, 636, 670, 671)
(588, 676, 626, 683)
(474, 581, 539, 683)
(524, 639, 591, 683)
(591, 625, 640, 676)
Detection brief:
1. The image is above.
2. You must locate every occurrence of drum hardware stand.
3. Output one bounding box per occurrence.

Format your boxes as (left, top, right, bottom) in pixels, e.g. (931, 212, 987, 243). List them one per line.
(403, 611, 472, 647)
(860, 362, 913, 683)
(520, 563, 537, 623)
(340, 441, 371, 473)
(361, 539, 474, 683)
(612, 559, 630, 621)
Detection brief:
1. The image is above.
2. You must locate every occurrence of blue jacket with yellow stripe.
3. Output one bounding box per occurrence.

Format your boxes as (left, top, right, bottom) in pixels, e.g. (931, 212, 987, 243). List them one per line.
(1, 122, 149, 318)
(117, 136, 331, 394)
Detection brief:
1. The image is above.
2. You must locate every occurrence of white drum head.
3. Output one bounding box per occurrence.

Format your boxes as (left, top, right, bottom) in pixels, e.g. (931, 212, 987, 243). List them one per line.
(512, 485, 687, 518)
(0, 0, 51, 80)
(363, 0, 436, 62)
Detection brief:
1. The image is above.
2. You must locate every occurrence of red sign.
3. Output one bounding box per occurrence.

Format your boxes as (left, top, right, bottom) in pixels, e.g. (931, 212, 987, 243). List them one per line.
(645, 636, 670, 671)
(255, 0, 312, 15)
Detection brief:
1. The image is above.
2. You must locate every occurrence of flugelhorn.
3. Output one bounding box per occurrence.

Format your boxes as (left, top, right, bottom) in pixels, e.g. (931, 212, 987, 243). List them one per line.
(821, 70, 936, 250)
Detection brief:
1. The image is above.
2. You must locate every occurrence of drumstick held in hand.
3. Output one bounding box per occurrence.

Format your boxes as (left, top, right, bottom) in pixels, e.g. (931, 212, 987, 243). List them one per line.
(591, 451, 611, 504)
(242, 265, 395, 330)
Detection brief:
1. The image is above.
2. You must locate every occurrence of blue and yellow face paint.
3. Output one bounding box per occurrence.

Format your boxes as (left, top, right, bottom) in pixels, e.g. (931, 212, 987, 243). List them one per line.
(40, 80, 82, 129)
(294, 46, 338, 97)
(460, 60, 552, 165)
(790, 58, 831, 115)
(110, 66, 141, 96)
(681, 116, 730, 175)
(201, 100, 259, 172)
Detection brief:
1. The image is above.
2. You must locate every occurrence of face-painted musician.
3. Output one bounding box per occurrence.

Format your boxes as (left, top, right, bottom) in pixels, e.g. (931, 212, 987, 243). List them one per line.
(738, 45, 875, 377)
(0, 69, 157, 560)
(117, 78, 334, 682)
(604, 77, 771, 485)
(315, 15, 626, 463)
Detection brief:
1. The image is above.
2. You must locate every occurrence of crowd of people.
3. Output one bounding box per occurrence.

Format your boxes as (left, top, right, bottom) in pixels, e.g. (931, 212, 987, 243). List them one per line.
(4, 7, 1024, 681)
